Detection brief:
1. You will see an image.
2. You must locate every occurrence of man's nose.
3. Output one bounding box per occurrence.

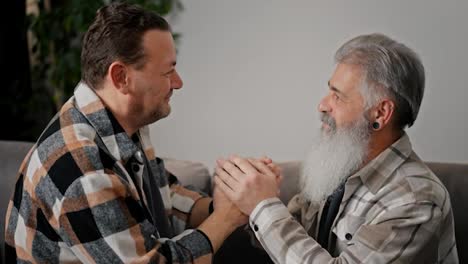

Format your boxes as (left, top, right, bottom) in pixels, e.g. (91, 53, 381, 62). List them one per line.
(318, 96, 330, 113)
(171, 71, 183, 89)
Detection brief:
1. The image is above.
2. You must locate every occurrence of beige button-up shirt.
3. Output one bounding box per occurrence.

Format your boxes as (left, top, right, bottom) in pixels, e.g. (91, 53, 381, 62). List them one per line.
(249, 134, 458, 263)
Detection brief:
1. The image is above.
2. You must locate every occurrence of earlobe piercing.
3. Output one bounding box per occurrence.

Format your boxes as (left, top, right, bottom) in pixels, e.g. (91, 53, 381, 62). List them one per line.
(372, 122, 380, 130)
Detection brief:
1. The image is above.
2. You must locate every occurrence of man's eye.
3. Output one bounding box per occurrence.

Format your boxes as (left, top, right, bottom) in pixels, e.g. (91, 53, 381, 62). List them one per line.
(333, 93, 340, 100)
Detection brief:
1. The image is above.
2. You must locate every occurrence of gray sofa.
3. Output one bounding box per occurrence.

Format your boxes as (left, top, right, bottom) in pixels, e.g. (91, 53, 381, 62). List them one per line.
(1, 140, 467, 263)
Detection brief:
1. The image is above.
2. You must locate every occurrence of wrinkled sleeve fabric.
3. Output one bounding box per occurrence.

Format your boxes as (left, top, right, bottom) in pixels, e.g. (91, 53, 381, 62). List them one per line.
(249, 197, 452, 264)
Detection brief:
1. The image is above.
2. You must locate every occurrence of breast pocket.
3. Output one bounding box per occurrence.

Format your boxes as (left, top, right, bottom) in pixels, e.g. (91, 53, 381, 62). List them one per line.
(333, 215, 366, 248)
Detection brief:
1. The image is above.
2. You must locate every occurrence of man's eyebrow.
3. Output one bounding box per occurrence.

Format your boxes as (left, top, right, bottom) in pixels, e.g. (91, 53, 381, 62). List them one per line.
(328, 81, 345, 96)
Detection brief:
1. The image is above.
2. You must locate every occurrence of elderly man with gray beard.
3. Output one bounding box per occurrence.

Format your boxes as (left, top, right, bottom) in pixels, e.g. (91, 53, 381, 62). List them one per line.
(214, 33, 459, 263)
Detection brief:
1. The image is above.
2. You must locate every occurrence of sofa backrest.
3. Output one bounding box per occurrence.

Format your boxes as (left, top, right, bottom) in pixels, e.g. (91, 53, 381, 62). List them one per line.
(426, 162, 468, 262)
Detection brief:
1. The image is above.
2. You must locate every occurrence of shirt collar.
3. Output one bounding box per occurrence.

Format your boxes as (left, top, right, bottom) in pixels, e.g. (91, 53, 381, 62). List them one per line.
(73, 81, 155, 163)
(354, 133, 413, 194)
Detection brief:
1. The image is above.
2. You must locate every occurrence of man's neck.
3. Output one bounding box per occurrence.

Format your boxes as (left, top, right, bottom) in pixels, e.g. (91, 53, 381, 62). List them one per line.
(366, 129, 404, 165)
(94, 85, 138, 136)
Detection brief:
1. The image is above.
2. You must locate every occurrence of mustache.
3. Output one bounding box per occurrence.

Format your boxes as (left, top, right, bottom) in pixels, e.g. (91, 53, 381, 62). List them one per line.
(320, 113, 336, 130)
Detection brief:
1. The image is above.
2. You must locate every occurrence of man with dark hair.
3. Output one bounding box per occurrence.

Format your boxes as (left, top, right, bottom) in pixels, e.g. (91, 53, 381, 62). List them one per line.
(215, 33, 459, 263)
(5, 2, 248, 263)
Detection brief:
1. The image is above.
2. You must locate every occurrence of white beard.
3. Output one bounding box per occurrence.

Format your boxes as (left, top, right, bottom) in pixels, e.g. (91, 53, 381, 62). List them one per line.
(300, 114, 371, 203)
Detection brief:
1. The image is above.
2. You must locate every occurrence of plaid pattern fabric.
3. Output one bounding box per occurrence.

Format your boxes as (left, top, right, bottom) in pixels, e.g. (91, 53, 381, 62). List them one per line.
(249, 134, 459, 263)
(5, 82, 212, 263)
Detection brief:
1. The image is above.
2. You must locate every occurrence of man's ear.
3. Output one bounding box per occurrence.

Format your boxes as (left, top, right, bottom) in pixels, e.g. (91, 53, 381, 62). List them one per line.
(370, 99, 395, 131)
(108, 61, 130, 95)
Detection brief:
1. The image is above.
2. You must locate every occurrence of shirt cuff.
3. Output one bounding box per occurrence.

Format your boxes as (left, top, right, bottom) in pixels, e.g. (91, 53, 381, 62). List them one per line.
(249, 197, 290, 234)
(195, 229, 214, 254)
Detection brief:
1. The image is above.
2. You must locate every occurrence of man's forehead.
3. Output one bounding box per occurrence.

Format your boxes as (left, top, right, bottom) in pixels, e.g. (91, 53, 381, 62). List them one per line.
(329, 63, 364, 94)
(143, 30, 176, 59)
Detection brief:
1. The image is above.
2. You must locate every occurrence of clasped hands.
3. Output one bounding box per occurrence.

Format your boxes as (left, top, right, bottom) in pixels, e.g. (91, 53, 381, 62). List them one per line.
(213, 155, 283, 216)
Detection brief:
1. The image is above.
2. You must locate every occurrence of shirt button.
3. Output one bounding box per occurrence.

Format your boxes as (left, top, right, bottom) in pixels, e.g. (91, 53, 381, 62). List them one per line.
(135, 151, 144, 164)
(345, 233, 352, 240)
(253, 225, 259, 232)
(132, 163, 140, 172)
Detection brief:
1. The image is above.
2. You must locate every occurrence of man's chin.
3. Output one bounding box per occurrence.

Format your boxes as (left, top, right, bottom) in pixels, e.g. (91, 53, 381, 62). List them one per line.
(148, 107, 171, 124)
(320, 127, 335, 138)
(158, 108, 171, 120)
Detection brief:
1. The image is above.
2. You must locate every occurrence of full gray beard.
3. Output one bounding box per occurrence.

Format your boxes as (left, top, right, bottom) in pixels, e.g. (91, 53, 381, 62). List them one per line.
(299, 115, 371, 203)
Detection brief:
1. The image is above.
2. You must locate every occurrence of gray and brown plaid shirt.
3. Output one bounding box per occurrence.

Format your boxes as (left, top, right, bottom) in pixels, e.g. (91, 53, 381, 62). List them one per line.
(5, 82, 212, 263)
(249, 134, 458, 263)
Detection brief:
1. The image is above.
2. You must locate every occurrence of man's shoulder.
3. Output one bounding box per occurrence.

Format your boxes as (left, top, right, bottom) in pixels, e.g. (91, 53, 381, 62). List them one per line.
(25, 101, 116, 196)
(387, 153, 449, 209)
(357, 154, 453, 224)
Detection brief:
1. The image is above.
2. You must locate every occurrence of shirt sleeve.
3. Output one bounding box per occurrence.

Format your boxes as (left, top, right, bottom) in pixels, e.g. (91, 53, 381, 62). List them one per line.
(249, 197, 448, 264)
(55, 170, 212, 263)
(166, 168, 211, 233)
(169, 183, 211, 230)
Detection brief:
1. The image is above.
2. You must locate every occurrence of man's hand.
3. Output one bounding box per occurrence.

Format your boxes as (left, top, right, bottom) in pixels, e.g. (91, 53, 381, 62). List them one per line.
(197, 181, 248, 253)
(213, 181, 248, 227)
(214, 155, 280, 215)
(254, 156, 283, 194)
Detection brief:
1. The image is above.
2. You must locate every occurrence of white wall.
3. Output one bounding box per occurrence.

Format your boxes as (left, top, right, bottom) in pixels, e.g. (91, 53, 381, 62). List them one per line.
(151, 0, 468, 168)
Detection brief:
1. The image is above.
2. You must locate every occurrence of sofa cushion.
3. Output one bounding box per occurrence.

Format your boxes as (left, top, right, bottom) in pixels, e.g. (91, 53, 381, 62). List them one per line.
(163, 158, 212, 195)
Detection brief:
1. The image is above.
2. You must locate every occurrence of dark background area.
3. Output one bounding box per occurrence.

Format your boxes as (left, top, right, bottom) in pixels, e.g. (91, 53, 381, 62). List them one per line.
(0, 0, 181, 142)
(1, 0, 40, 141)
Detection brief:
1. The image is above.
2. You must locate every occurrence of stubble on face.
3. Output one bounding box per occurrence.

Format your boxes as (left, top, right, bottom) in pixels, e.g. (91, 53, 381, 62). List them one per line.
(129, 30, 178, 127)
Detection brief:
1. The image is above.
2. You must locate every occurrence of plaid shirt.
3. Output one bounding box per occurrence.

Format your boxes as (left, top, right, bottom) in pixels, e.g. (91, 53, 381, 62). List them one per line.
(249, 134, 459, 263)
(5, 82, 212, 263)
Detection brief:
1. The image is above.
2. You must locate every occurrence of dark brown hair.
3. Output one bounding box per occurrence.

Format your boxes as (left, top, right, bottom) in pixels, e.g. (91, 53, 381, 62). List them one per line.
(81, 2, 170, 89)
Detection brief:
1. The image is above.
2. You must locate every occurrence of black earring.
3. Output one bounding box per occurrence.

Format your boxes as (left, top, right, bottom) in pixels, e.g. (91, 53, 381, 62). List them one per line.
(372, 122, 380, 130)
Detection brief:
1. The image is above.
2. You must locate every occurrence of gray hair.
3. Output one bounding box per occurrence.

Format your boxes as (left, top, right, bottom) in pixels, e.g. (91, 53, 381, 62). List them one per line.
(335, 33, 425, 129)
